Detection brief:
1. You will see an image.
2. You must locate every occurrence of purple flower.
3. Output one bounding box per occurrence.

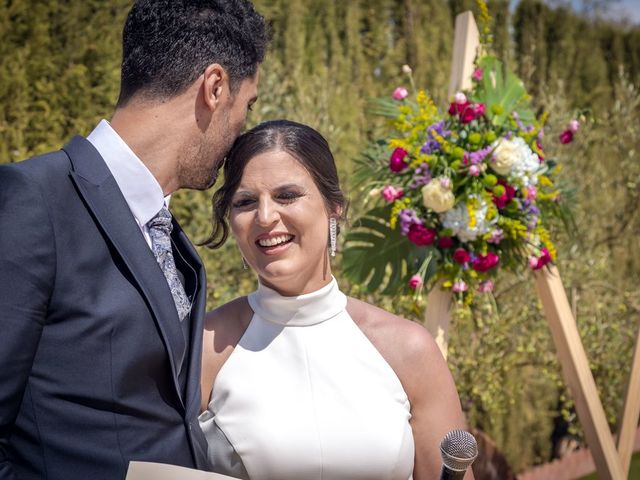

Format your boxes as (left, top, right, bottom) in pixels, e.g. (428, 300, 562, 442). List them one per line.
(468, 146, 493, 165)
(410, 163, 432, 189)
(398, 208, 421, 236)
(421, 121, 450, 154)
(421, 139, 441, 155)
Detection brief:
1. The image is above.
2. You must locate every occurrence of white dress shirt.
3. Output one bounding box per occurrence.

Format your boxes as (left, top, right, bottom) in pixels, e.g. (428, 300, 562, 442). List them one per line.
(87, 119, 167, 248)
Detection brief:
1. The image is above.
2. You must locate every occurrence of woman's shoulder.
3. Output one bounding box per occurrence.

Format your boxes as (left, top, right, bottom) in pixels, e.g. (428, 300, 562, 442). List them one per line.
(201, 296, 255, 411)
(204, 296, 253, 334)
(346, 297, 441, 363)
(345, 296, 448, 397)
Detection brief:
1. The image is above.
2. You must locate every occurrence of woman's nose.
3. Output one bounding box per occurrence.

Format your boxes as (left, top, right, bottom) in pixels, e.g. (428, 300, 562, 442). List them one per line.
(256, 199, 279, 226)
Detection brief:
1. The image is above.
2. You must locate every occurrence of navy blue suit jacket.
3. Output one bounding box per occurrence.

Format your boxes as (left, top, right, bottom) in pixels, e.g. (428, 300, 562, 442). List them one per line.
(0, 137, 210, 479)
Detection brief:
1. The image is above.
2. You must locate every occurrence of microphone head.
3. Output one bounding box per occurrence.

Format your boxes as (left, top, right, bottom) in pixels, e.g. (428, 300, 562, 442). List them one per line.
(440, 429, 478, 472)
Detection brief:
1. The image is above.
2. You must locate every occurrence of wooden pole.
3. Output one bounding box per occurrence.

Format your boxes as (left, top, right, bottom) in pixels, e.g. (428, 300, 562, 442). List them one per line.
(616, 326, 640, 474)
(448, 11, 480, 98)
(425, 285, 452, 360)
(534, 266, 624, 480)
(424, 11, 480, 358)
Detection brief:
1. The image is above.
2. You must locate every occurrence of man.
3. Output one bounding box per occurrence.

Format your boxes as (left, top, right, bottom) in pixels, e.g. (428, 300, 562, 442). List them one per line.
(0, 1, 267, 478)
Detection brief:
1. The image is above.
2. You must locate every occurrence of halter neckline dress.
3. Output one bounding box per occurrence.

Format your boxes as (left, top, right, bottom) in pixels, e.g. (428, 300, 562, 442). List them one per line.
(199, 278, 414, 479)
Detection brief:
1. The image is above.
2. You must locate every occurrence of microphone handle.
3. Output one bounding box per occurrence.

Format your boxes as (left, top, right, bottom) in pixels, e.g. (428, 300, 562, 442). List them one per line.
(440, 465, 467, 480)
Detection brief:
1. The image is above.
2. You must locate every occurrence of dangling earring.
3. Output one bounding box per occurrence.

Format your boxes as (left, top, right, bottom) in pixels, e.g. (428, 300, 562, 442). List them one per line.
(242, 257, 248, 270)
(329, 217, 337, 257)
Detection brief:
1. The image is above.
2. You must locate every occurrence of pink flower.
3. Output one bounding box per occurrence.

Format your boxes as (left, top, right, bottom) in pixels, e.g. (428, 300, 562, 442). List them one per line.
(569, 119, 580, 133)
(389, 147, 409, 172)
(487, 228, 504, 244)
(439, 177, 451, 189)
(392, 87, 409, 101)
(559, 129, 573, 144)
(460, 105, 476, 124)
(469, 165, 480, 176)
(525, 186, 537, 200)
(382, 185, 404, 202)
(477, 280, 494, 293)
(408, 274, 423, 290)
(453, 248, 471, 264)
(454, 92, 467, 104)
(452, 280, 468, 293)
(536, 140, 545, 162)
(472, 68, 483, 81)
(438, 236, 454, 248)
(472, 252, 500, 272)
(407, 224, 437, 246)
(448, 100, 470, 116)
(492, 180, 517, 209)
(473, 103, 486, 117)
(529, 248, 552, 270)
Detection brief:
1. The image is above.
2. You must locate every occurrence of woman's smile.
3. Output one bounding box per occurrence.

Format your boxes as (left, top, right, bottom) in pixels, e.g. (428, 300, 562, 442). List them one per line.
(255, 232, 295, 255)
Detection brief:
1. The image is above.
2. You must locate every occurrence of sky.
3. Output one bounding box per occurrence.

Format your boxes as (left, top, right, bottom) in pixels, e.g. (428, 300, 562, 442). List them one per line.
(509, 0, 640, 25)
(607, 0, 640, 23)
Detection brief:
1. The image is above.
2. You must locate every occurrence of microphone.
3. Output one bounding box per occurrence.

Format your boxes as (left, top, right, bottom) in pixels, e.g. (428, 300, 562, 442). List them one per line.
(439, 429, 478, 480)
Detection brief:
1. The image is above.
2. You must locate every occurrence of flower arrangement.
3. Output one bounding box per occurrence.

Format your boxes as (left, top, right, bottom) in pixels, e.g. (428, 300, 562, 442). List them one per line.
(343, 55, 576, 303)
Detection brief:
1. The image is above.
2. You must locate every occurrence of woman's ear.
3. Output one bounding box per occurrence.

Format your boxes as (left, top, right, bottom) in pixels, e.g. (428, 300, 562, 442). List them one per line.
(331, 204, 344, 220)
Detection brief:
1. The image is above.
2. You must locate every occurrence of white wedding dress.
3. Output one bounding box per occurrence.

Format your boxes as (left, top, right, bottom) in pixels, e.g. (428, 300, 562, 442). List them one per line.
(199, 278, 414, 480)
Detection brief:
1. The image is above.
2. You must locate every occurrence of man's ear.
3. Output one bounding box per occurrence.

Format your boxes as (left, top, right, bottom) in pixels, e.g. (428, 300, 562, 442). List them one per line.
(202, 63, 227, 111)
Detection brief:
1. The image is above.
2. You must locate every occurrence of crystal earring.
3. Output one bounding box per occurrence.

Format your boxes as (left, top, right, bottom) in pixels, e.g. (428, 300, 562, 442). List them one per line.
(329, 217, 337, 257)
(242, 256, 248, 270)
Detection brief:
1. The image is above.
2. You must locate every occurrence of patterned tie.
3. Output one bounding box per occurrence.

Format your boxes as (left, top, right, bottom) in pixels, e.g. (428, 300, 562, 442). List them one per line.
(147, 206, 191, 322)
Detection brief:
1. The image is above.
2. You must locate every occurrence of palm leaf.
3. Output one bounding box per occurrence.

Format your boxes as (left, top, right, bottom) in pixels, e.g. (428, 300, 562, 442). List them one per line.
(473, 56, 535, 127)
(343, 206, 430, 295)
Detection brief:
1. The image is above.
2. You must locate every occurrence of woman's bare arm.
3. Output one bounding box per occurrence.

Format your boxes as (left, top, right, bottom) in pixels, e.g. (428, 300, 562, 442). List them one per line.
(346, 297, 474, 480)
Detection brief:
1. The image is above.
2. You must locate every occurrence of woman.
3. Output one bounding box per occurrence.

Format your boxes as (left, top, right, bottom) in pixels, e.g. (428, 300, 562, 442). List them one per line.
(199, 120, 473, 480)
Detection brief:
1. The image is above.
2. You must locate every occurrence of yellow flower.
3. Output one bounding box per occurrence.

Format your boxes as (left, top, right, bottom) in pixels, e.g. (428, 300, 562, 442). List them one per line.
(389, 197, 411, 229)
(467, 202, 477, 229)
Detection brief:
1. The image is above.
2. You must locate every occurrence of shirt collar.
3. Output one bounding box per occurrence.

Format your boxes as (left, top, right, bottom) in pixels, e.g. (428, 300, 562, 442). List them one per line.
(87, 119, 166, 226)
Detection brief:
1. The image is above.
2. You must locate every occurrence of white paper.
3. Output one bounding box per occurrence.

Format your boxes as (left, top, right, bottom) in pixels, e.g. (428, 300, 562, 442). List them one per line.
(126, 461, 240, 480)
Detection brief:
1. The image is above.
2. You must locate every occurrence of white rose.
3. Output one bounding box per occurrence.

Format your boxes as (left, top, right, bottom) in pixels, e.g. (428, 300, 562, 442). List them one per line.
(422, 178, 455, 213)
(491, 138, 519, 175)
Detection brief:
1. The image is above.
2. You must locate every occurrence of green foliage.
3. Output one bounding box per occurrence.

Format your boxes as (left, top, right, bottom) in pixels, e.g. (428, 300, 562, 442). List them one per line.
(342, 205, 433, 295)
(474, 56, 535, 126)
(2, 0, 640, 474)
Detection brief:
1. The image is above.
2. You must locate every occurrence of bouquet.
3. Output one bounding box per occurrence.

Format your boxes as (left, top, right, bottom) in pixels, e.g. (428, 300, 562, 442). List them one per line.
(343, 56, 576, 303)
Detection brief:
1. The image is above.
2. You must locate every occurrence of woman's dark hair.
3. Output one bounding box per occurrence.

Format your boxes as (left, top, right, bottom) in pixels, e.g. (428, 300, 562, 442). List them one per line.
(117, 0, 268, 106)
(204, 120, 348, 249)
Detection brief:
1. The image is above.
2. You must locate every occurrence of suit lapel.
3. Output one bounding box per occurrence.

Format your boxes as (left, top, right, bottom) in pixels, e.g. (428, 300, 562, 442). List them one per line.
(171, 220, 207, 416)
(63, 136, 186, 410)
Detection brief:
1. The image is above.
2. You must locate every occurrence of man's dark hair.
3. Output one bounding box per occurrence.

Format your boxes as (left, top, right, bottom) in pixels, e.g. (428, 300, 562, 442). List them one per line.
(204, 120, 348, 249)
(117, 0, 268, 106)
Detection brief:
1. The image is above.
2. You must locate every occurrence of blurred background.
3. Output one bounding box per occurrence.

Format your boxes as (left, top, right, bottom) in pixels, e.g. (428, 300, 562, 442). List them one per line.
(1, 0, 639, 476)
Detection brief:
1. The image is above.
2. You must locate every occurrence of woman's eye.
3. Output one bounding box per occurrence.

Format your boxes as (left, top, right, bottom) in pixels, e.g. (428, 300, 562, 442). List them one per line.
(232, 198, 255, 208)
(277, 191, 303, 202)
